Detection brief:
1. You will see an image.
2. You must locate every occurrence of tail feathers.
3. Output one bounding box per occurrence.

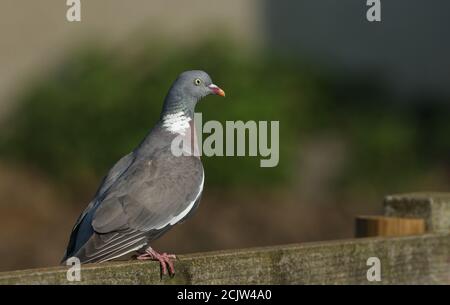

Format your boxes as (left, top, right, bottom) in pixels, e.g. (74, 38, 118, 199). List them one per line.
(62, 230, 148, 264)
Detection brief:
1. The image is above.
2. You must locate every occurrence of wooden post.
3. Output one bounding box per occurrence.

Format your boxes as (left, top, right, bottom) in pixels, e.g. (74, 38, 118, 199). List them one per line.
(0, 233, 449, 284)
(384, 193, 450, 233)
(355, 216, 425, 238)
(355, 193, 450, 237)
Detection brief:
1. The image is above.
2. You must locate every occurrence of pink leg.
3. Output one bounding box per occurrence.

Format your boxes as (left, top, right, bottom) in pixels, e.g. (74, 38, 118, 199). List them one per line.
(137, 247, 177, 276)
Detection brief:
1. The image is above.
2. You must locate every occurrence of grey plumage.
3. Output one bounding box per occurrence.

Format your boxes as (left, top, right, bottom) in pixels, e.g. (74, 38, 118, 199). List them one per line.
(62, 70, 224, 263)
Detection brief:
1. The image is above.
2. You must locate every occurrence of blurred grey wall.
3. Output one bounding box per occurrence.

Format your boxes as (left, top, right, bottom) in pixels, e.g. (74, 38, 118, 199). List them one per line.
(1, 0, 449, 122)
(264, 0, 450, 98)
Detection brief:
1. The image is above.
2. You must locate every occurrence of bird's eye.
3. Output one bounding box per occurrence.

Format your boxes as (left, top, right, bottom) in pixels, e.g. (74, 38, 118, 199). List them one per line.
(194, 78, 202, 86)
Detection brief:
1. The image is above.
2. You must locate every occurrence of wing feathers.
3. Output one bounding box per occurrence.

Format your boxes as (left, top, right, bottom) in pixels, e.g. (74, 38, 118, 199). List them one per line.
(71, 230, 147, 263)
(64, 147, 204, 264)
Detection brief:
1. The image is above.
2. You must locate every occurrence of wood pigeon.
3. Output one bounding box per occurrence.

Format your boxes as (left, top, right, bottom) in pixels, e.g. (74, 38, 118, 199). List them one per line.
(61, 70, 225, 275)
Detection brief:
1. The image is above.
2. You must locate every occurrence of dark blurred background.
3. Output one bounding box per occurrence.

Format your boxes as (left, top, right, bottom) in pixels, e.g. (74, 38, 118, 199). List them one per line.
(0, 0, 449, 271)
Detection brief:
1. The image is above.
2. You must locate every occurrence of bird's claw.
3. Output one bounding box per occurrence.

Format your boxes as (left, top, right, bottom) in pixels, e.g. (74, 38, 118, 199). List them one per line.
(137, 248, 176, 278)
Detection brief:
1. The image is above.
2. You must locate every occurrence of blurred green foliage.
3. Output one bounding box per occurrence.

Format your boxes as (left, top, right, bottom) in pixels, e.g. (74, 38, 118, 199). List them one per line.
(1, 38, 450, 194)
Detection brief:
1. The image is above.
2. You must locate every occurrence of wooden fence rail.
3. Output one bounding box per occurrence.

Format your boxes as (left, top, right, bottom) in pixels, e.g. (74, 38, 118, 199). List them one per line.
(0, 193, 449, 284)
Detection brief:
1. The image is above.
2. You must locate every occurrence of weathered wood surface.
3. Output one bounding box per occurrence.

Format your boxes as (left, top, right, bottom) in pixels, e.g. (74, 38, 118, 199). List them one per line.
(1, 233, 449, 285)
(385, 193, 450, 233)
(1, 193, 449, 285)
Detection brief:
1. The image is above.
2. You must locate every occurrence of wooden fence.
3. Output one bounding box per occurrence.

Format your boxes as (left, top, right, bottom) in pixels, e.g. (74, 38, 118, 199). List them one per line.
(0, 193, 449, 284)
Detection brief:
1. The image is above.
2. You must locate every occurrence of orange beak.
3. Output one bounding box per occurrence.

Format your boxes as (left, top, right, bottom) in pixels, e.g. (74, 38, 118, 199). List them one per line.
(208, 84, 225, 97)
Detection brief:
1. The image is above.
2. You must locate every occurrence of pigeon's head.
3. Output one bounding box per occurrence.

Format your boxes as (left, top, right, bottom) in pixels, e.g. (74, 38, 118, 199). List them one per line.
(162, 70, 225, 117)
(174, 70, 225, 100)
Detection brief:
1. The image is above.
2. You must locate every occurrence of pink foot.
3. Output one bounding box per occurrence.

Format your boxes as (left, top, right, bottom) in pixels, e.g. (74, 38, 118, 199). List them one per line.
(137, 247, 177, 277)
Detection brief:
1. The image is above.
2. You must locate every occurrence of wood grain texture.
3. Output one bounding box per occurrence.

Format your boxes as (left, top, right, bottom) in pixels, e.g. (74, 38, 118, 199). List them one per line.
(1, 233, 449, 284)
(355, 216, 425, 237)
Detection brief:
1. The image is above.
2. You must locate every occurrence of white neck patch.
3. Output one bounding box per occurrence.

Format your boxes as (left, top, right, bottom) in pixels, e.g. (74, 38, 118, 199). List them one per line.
(162, 111, 191, 135)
